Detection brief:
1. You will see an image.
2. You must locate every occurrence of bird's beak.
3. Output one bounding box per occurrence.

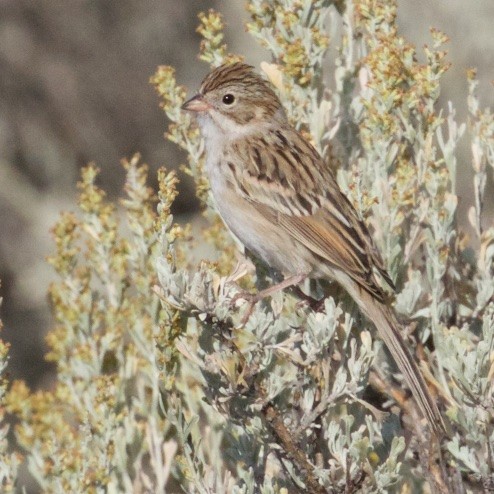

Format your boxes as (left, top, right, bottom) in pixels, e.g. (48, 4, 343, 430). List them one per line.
(181, 94, 211, 112)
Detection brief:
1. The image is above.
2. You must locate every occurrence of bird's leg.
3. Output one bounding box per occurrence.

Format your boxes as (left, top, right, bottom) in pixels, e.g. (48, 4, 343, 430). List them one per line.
(254, 273, 307, 300)
(233, 274, 307, 324)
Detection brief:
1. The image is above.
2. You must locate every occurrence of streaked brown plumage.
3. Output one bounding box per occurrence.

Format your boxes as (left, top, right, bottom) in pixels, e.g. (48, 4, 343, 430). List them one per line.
(182, 62, 446, 436)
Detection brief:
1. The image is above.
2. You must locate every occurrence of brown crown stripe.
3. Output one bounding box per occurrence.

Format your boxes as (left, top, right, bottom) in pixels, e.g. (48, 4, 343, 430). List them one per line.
(202, 63, 258, 93)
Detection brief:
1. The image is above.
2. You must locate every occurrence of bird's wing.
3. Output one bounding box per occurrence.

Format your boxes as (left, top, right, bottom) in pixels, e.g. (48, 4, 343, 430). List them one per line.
(227, 128, 393, 299)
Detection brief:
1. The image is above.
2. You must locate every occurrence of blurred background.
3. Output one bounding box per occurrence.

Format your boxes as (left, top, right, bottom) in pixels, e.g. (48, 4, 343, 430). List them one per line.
(0, 0, 493, 388)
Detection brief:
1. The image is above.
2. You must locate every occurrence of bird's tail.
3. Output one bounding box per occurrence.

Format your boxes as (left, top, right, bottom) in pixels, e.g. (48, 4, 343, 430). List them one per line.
(352, 287, 446, 437)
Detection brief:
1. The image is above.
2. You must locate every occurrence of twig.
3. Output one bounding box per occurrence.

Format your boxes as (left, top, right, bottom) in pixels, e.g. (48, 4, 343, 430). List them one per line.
(263, 403, 327, 494)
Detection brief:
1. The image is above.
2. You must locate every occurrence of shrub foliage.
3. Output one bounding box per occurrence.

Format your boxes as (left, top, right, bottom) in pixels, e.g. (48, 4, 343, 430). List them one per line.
(1, 1, 494, 492)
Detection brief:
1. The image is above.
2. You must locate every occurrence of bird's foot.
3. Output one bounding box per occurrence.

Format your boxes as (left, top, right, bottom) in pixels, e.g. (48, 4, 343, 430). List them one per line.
(230, 273, 307, 325)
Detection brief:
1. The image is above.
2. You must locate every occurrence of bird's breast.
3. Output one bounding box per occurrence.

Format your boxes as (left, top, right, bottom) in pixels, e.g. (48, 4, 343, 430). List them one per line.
(205, 156, 313, 277)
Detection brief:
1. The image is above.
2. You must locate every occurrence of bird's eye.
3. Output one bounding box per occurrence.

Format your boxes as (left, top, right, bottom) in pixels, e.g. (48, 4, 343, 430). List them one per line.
(222, 93, 235, 105)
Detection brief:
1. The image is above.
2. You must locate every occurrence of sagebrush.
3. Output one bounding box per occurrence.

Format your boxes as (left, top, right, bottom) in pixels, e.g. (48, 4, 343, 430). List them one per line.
(1, 1, 493, 493)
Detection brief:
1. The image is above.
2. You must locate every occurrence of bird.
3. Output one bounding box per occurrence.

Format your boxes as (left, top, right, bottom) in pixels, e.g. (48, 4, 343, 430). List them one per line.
(181, 61, 446, 436)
